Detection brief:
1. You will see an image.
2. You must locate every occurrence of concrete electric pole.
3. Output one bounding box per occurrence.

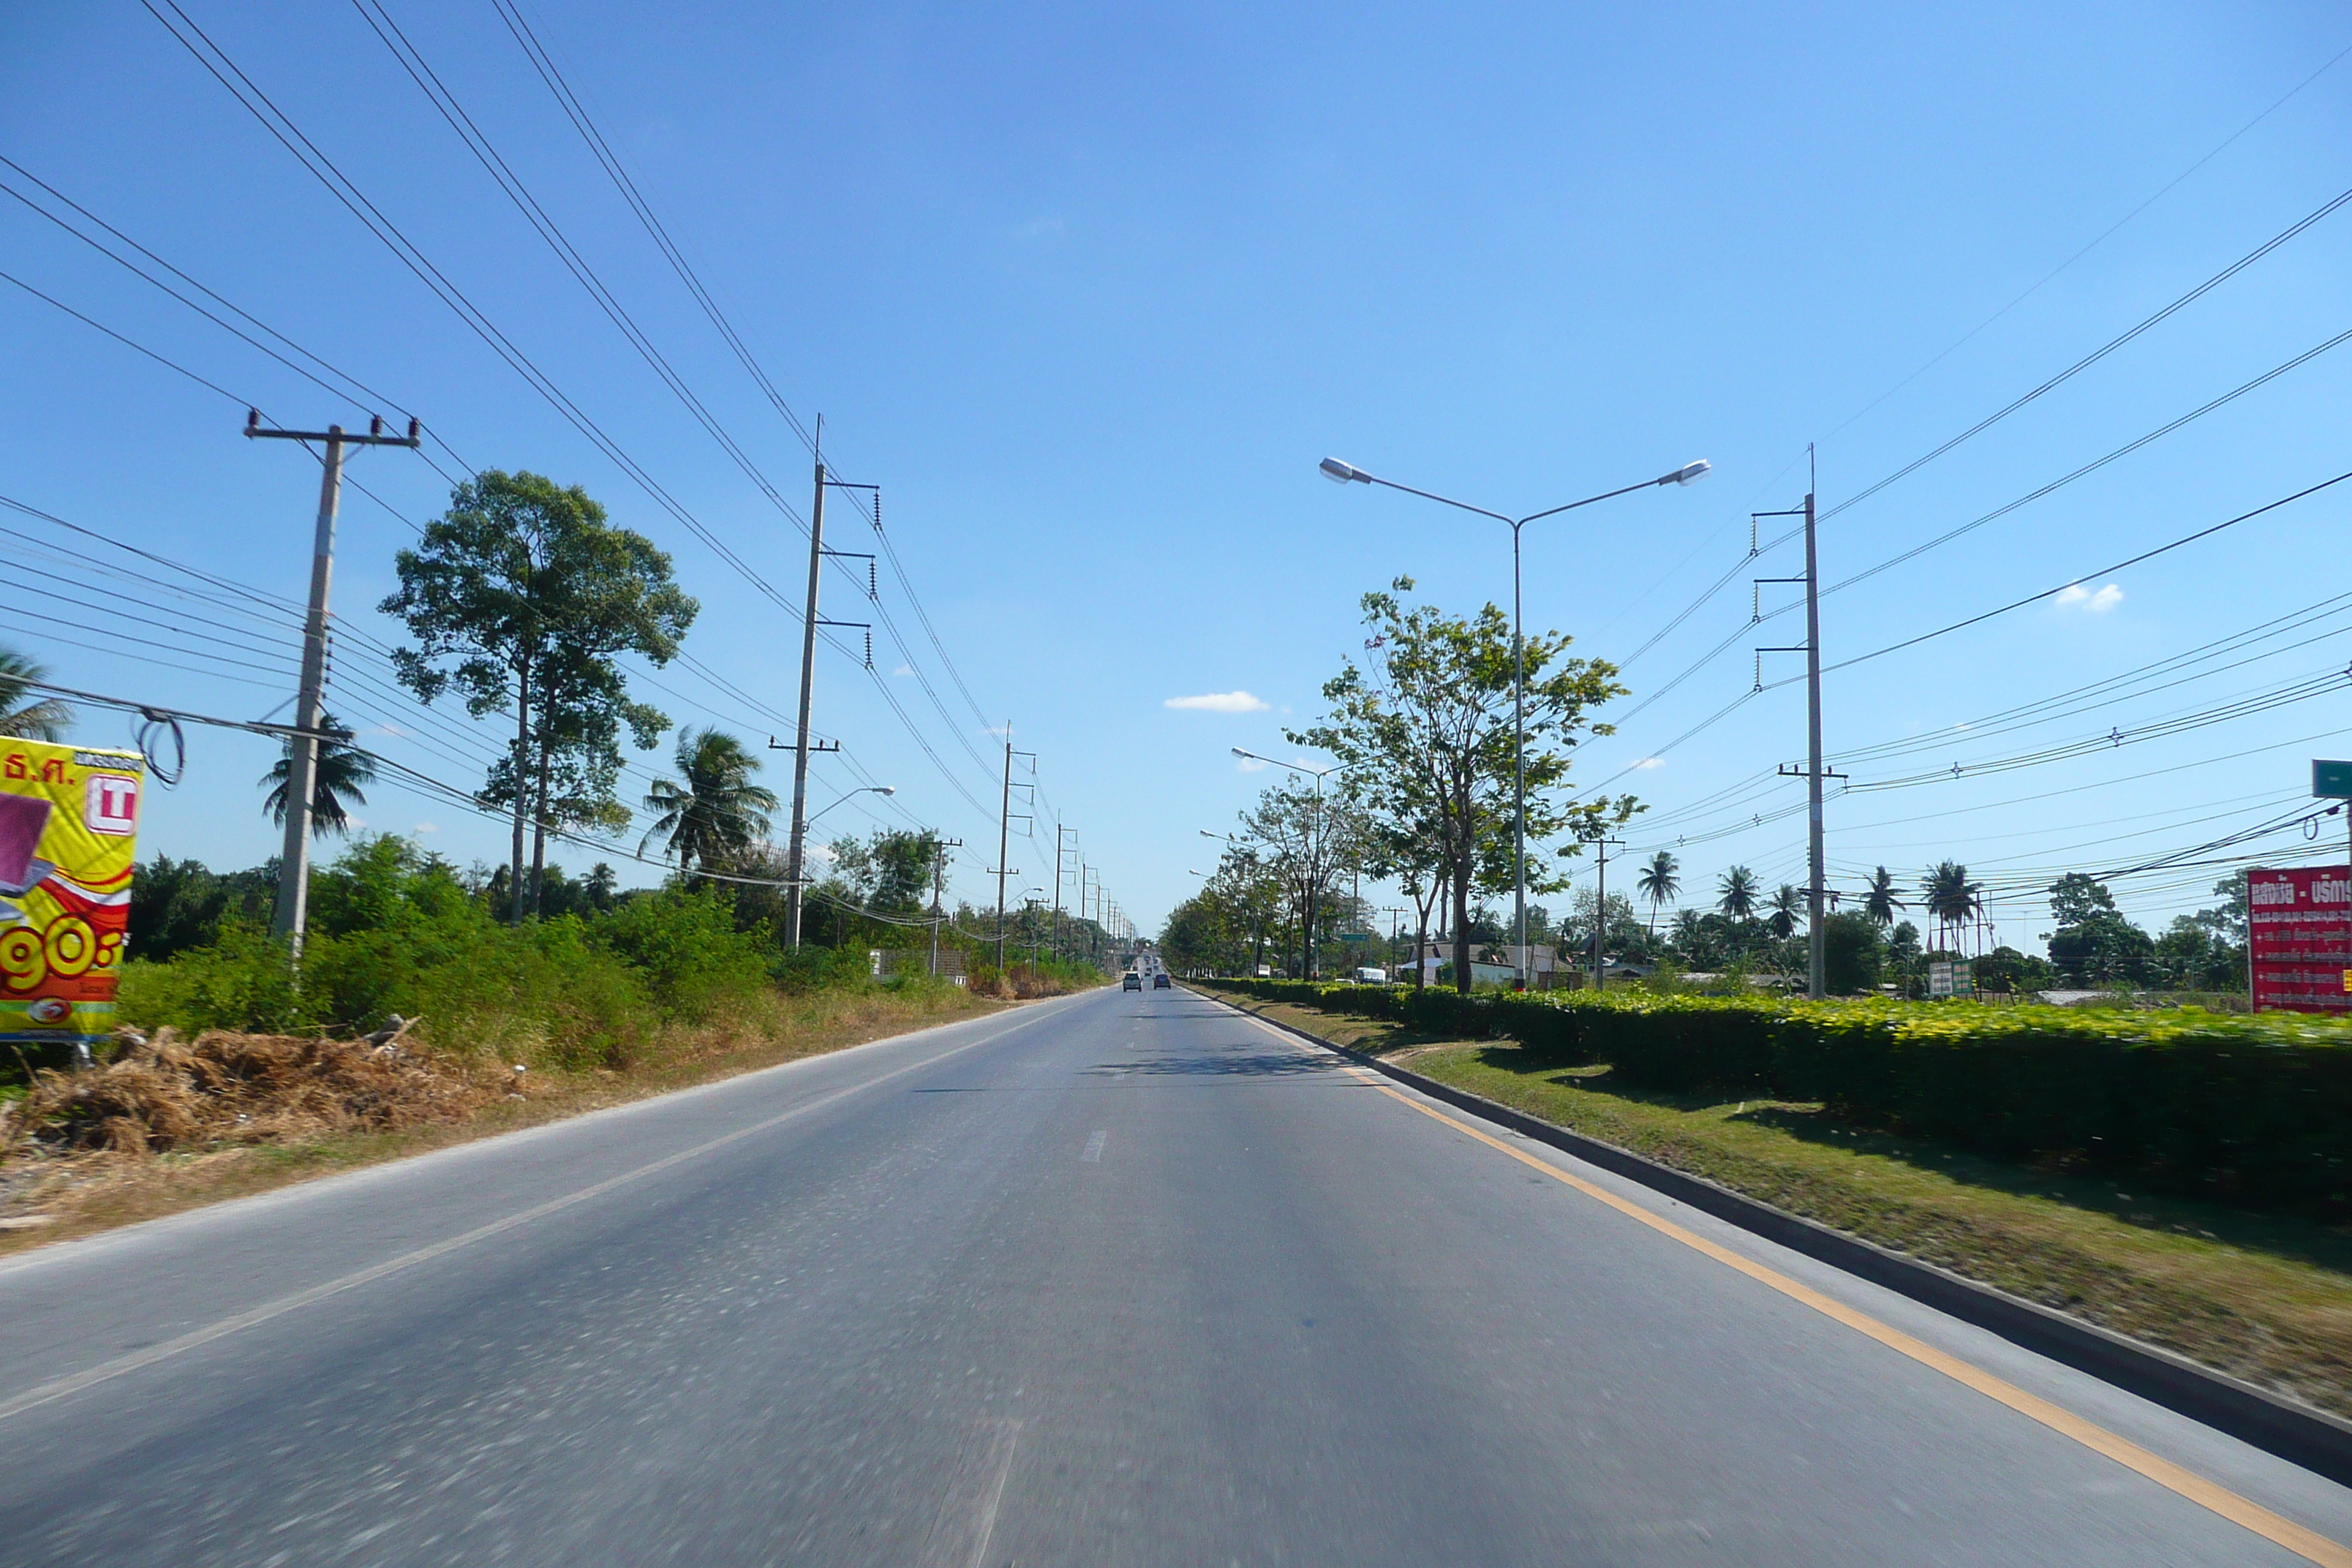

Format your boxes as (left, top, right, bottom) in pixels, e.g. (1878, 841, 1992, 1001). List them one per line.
(246, 410, 418, 952)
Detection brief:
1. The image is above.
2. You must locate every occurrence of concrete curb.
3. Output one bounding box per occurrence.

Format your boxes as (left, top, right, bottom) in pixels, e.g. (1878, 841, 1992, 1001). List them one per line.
(1199, 987, 2352, 1488)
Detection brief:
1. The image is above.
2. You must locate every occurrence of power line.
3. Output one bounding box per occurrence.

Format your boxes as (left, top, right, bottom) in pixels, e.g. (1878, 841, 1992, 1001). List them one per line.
(1823, 469, 2352, 675)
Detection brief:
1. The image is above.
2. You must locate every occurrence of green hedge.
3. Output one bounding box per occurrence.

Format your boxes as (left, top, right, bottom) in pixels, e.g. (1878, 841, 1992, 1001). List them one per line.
(1203, 979, 2352, 1215)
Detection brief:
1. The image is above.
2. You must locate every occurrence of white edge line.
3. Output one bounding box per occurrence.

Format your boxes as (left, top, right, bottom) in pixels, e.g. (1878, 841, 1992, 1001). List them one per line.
(0, 992, 1093, 1422)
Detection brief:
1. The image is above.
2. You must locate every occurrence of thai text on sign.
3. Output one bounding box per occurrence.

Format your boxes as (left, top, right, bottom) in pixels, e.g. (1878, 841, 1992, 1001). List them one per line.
(2246, 865, 2351, 1015)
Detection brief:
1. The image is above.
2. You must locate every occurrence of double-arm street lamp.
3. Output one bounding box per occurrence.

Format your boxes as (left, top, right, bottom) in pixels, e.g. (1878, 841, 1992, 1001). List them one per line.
(1319, 455, 1708, 988)
(1229, 748, 1346, 979)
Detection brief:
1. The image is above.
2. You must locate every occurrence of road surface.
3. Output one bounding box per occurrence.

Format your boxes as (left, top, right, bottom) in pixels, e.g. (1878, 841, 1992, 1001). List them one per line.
(0, 984, 2345, 1565)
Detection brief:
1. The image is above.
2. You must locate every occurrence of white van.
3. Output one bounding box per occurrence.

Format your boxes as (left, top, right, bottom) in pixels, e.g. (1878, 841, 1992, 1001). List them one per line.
(1352, 966, 1388, 984)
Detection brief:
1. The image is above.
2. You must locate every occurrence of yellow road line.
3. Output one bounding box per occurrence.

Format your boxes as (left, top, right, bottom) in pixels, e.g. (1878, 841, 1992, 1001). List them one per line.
(1226, 1003, 2351, 1567)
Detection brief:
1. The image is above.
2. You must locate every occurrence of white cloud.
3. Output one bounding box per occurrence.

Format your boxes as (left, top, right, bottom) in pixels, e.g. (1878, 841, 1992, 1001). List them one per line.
(1235, 755, 1269, 773)
(1164, 690, 1270, 713)
(412, 822, 439, 834)
(369, 723, 407, 739)
(893, 664, 916, 677)
(2054, 581, 2124, 613)
(1634, 757, 1664, 770)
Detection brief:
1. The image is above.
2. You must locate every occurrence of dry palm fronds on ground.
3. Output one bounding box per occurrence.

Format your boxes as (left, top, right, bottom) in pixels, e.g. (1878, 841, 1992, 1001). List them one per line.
(4, 1026, 489, 1157)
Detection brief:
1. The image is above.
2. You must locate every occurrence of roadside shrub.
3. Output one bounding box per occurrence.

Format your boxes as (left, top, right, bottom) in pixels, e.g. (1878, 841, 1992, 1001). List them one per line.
(1198, 979, 2352, 1215)
(592, 885, 770, 1015)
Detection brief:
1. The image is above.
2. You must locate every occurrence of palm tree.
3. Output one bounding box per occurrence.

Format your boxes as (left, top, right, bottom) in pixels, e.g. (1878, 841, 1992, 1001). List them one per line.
(0, 647, 71, 740)
(1635, 850, 1679, 936)
(1863, 865, 1904, 925)
(1717, 864, 1758, 919)
(1921, 860, 1983, 953)
(1765, 883, 1803, 941)
(260, 712, 377, 837)
(641, 728, 778, 872)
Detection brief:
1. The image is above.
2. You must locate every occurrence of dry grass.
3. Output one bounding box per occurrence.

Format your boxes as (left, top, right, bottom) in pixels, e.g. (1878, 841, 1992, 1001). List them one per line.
(1213, 987, 2352, 1417)
(0, 982, 1029, 1254)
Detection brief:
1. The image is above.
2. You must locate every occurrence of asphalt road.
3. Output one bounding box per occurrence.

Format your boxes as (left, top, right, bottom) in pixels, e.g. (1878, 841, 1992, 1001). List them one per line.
(0, 984, 2346, 1566)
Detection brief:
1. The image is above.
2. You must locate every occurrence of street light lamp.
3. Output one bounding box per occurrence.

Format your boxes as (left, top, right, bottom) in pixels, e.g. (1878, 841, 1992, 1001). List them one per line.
(1316, 455, 1707, 989)
(807, 784, 894, 829)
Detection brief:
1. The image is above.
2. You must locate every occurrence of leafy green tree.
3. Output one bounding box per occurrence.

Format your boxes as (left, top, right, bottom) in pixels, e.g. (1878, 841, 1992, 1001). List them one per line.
(1558, 889, 1646, 973)
(1231, 778, 1368, 980)
(1765, 883, 1803, 941)
(0, 646, 69, 739)
(2046, 872, 2115, 928)
(2043, 872, 2153, 986)
(1636, 851, 1679, 936)
(1975, 945, 2055, 995)
(2191, 875, 2247, 947)
(1294, 578, 1631, 993)
(641, 728, 777, 874)
(260, 711, 376, 837)
(1863, 866, 1904, 925)
(382, 470, 696, 921)
(129, 856, 276, 961)
(1717, 865, 1758, 919)
(826, 829, 943, 916)
(1820, 910, 1885, 995)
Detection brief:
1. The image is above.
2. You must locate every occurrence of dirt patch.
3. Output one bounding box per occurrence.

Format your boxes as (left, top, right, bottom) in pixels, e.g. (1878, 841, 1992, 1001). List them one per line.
(6, 1026, 490, 1157)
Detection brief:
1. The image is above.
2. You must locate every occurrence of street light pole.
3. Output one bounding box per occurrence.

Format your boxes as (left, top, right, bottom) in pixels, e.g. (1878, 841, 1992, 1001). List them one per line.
(1231, 749, 1341, 979)
(1319, 456, 1708, 991)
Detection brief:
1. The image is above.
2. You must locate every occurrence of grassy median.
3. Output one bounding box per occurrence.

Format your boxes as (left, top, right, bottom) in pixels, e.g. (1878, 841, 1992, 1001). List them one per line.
(1207, 985, 2352, 1419)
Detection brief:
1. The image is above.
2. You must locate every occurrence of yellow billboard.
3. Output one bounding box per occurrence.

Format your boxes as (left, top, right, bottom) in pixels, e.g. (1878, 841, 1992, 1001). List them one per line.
(0, 737, 142, 1046)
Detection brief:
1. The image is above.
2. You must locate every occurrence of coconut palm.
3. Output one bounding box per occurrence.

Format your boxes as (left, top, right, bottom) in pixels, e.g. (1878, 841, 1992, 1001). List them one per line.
(1921, 860, 1983, 953)
(1635, 850, 1680, 936)
(1863, 865, 1904, 925)
(640, 728, 778, 872)
(0, 647, 71, 740)
(260, 712, 377, 837)
(1717, 864, 1758, 919)
(1765, 883, 1803, 941)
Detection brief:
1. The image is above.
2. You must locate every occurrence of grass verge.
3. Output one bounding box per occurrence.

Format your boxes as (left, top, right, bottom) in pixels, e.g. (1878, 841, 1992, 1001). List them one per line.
(0, 982, 1039, 1256)
(1205, 984, 2352, 1418)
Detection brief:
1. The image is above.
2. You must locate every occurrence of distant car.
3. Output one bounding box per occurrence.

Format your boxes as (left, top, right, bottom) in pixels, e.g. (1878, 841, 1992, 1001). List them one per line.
(1152, 973, 1172, 990)
(1254, 964, 1273, 978)
(1352, 966, 1388, 984)
(1123, 972, 1143, 991)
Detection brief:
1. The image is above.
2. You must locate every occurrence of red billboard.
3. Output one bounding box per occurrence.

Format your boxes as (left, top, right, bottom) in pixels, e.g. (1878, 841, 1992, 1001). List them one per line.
(2247, 866, 2352, 1014)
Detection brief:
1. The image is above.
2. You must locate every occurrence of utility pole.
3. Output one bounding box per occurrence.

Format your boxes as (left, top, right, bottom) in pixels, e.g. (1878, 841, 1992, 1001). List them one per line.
(991, 728, 1034, 971)
(1585, 833, 1624, 992)
(1802, 474, 1826, 1001)
(784, 455, 827, 951)
(246, 410, 418, 952)
(1757, 457, 1838, 1000)
(928, 835, 964, 978)
(1053, 823, 1072, 962)
(781, 437, 874, 950)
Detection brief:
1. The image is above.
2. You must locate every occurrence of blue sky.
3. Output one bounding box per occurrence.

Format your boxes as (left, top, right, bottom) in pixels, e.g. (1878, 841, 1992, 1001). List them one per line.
(5, 0, 2350, 946)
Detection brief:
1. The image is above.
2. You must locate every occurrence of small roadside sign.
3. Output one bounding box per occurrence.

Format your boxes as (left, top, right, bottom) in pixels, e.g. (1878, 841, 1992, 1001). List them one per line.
(1338, 932, 1370, 943)
(2315, 760, 2352, 799)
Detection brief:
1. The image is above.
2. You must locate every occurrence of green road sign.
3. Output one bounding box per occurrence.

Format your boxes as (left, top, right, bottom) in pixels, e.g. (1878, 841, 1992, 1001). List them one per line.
(2316, 760, 2352, 799)
(1338, 932, 1371, 943)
